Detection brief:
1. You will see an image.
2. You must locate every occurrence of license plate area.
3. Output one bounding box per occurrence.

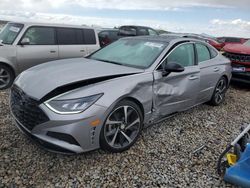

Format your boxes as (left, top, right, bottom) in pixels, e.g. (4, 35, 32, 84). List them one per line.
(232, 67, 246, 72)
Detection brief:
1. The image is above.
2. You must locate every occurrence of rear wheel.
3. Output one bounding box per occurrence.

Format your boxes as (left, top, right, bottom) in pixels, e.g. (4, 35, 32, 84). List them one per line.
(209, 77, 227, 106)
(100, 100, 143, 153)
(0, 64, 15, 90)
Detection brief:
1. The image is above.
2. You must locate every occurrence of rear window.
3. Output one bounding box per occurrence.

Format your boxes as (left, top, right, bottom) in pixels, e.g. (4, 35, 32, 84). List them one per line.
(83, 29, 96, 45)
(57, 28, 77, 45)
(225, 38, 241, 43)
(196, 43, 211, 63)
(57, 28, 96, 45)
(209, 47, 218, 58)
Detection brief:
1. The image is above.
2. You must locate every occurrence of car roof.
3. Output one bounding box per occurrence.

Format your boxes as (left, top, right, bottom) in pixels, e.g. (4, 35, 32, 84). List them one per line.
(121, 35, 202, 43)
(8, 21, 94, 29)
(119, 25, 155, 29)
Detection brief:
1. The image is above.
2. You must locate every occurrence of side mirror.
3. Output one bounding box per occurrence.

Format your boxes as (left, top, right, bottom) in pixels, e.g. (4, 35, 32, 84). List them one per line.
(163, 62, 184, 76)
(20, 38, 30, 45)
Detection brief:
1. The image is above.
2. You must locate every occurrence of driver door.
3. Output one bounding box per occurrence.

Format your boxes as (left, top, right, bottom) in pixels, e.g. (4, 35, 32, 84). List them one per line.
(153, 43, 200, 118)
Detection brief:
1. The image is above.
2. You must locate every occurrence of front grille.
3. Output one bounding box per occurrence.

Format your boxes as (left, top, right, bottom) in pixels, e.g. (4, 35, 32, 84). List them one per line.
(223, 52, 250, 64)
(10, 86, 49, 131)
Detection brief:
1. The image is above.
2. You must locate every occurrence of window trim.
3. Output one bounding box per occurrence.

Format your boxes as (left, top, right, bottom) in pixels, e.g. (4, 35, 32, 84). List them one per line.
(18, 25, 57, 45)
(155, 41, 196, 71)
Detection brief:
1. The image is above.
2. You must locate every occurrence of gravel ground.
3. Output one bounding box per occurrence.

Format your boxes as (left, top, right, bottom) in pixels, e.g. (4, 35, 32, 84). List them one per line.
(0, 83, 249, 187)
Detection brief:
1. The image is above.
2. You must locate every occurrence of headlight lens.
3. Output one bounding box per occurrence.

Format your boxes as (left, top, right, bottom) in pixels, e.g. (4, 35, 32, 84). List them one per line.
(45, 94, 103, 114)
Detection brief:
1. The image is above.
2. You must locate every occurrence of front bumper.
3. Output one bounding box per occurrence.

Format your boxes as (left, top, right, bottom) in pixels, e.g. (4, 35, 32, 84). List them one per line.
(11, 103, 108, 154)
(232, 72, 250, 84)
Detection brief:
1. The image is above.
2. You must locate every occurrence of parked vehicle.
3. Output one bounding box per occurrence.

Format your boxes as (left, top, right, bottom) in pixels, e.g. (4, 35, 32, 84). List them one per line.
(162, 33, 224, 51)
(218, 37, 247, 48)
(0, 22, 100, 89)
(206, 38, 224, 51)
(98, 29, 120, 47)
(98, 26, 159, 47)
(223, 39, 250, 84)
(118, 25, 159, 36)
(10, 36, 231, 154)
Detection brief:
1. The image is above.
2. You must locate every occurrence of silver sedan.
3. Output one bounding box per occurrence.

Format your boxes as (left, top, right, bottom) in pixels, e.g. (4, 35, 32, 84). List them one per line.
(10, 36, 231, 154)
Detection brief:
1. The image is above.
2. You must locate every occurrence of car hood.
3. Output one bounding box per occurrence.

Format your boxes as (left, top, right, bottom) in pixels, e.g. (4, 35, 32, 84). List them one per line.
(15, 58, 144, 100)
(224, 44, 250, 54)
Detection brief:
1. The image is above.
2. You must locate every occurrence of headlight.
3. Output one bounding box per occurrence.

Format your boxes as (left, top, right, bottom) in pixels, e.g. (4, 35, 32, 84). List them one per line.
(45, 94, 103, 114)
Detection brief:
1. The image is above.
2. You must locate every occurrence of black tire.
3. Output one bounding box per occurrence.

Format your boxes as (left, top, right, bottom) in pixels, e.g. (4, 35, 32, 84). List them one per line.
(208, 77, 228, 106)
(0, 64, 15, 90)
(100, 100, 143, 153)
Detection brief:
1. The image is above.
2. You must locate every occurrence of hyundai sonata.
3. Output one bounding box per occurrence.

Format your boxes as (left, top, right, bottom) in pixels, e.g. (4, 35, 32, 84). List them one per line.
(10, 36, 231, 154)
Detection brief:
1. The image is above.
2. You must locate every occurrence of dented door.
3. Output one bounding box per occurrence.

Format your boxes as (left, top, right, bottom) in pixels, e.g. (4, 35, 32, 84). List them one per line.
(152, 66, 200, 118)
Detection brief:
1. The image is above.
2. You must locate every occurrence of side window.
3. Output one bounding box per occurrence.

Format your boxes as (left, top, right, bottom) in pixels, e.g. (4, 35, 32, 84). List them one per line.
(148, 29, 158, 36)
(75, 29, 84, 44)
(166, 43, 195, 67)
(57, 28, 77, 45)
(23, 27, 55, 45)
(99, 31, 109, 38)
(110, 31, 119, 40)
(196, 44, 210, 63)
(137, 28, 149, 36)
(83, 29, 96, 44)
(209, 47, 218, 58)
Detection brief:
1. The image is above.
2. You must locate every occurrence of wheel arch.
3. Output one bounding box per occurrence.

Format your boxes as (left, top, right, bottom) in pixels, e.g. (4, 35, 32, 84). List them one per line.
(221, 74, 229, 87)
(120, 96, 145, 121)
(0, 61, 16, 77)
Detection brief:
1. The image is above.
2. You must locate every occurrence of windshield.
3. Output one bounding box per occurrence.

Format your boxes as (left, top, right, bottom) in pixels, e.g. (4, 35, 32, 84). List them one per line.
(0, 23, 24, 45)
(244, 39, 250, 47)
(89, 39, 167, 69)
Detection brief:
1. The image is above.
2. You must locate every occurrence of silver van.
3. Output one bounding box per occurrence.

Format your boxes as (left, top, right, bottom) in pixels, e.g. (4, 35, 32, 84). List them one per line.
(0, 22, 100, 89)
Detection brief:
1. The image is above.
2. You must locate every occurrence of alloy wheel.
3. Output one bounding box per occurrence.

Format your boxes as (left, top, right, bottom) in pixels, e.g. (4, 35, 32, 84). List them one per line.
(0, 68, 11, 89)
(104, 105, 141, 149)
(214, 78, 227, 104)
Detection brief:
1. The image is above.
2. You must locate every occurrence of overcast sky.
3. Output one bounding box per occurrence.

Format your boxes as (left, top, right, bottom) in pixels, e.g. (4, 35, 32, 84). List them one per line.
(0, 0, 250, 37)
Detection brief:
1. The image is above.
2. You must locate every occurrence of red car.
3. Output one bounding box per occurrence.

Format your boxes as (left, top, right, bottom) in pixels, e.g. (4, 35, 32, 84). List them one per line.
(218, 37, 247, 48)
(223, 40, 250, 84)
(206, 38, 224, 51)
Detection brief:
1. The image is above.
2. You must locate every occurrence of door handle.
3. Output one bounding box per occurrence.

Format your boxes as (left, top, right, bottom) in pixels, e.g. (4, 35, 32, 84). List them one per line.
(213, 67, 220, 72)
(50, 50, 56, 53)
(189, 75, 198, 80)
(80, 49, 85, 52)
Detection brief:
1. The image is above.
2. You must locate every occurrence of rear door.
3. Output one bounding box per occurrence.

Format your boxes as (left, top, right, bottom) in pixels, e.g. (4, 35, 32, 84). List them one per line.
(16, 26, 58, 72)
(153, 43, 200, 117)
(57, 28, 87, 59)
(82, 28, 99, 55)
(195, 43, 221, 103)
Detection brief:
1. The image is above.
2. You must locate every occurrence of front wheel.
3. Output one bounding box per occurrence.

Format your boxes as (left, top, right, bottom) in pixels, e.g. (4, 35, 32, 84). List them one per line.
(209, 77, 228, 106)
(100, 100, 143, 153)
(0, 64, 15, 90)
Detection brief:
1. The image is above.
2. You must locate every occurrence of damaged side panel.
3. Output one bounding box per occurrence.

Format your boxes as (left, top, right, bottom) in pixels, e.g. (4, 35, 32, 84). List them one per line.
(152, 66, 200, 121)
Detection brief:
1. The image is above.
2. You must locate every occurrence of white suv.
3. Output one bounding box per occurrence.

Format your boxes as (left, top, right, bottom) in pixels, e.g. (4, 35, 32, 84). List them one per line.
(0, 22, 100, 89)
